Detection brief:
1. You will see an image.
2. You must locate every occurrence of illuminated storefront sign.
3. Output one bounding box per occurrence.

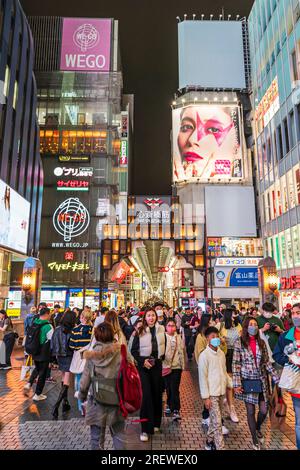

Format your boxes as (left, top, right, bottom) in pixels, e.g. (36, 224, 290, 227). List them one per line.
(172, 104, 244, 183)
(54, 167, 93, 177)
(132, 272, 142, 290)
(120, 140, 128, 167)
(121, 112, 129, 138)
(215, 258, 262, 267)
(53, 198, 90, 242)
(134, 197, 171, 225)
(255, 77, 280, 128)
(111, 260, 131, 284)
(60, 18, 111, 72)
(280, 276, 300, 290)
(57, 180, 90, 191)
(215, 267, 259, 287)
(48, 261, 89, 272)
(59, 155, 90, 162)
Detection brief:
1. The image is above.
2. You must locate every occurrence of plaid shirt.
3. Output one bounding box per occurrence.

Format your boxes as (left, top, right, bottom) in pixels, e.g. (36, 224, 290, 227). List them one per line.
(232, 338, 279, 405)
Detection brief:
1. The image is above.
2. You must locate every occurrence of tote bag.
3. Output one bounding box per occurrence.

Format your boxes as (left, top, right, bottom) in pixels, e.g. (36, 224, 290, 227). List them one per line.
(278, 363, 300, 394)
(69, 344, 90, 374)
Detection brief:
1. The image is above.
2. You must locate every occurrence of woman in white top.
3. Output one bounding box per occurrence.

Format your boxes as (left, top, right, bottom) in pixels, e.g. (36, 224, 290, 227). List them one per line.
(163, 319, 185, 421)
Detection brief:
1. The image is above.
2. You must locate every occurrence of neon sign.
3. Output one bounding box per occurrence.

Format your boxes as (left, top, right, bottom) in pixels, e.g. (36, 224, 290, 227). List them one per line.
(57, 180, 89, 191)
(48, 261, 89, 272)
(53, 198, 90, 242)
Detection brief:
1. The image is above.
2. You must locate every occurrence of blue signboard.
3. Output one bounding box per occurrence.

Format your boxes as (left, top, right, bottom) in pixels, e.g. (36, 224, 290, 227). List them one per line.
(229, 268, 258, 287)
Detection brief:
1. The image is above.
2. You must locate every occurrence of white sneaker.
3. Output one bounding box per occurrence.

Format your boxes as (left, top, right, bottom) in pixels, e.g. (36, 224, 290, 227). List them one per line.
(230, 406, 239, 423)
(32, 394, 47, 401)
(154, 427, 160, 433)
(202, 417, 210, 426)
(222, 425, 229, 435)
(253, 443, 261, 451)
(223, 398, 230, 418)
(23, 383, 31, 396)
(140, 433, 149, 442)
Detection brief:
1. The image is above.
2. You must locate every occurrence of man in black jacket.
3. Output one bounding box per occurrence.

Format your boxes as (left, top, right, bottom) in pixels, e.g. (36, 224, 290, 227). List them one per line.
(181, 308, 195, 361)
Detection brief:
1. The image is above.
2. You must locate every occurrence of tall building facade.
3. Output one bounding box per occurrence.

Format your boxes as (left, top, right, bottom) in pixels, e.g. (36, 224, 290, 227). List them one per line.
(249, 0, 300, 309)
(13, 16, 132, 311)
(0, 0, 43, 312)
(171, 18, 263, 309)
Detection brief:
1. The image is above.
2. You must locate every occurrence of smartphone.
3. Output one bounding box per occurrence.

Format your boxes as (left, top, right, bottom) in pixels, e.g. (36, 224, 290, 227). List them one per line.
(148, 357, 155, 366)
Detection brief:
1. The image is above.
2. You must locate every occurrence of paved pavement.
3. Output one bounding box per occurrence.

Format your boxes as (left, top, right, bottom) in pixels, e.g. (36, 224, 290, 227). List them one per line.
(0, 347, 297, 450)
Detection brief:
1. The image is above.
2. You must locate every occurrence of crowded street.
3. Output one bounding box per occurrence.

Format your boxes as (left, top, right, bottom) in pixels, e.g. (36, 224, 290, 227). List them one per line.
(0, 343, 297, 450)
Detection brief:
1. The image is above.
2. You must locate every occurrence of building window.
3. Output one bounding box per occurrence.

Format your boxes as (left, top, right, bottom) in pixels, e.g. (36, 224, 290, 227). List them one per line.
(12, 81, 18, 109)
(293, 226, 300, 267)
(295, 166, 300, 205)
(276, 125, 284, 160)
(283, 118, 290, 154)
(291, 49, 300, 82)
(3, 66, 10, 97)
(280, 232, 287, 269)
(287, 170, 296, 209)
(289, 110, 296, 148)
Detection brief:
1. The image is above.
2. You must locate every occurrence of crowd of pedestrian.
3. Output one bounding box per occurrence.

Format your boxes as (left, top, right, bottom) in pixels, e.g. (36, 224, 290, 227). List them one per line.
(0, 300, 299, 451)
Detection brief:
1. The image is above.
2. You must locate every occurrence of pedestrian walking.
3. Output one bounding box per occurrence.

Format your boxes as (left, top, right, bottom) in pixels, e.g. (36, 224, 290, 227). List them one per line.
(105, 309, 127, 345)
(0, 310, 16, 370)
(163, 319, 185, 421)
(131, 307, 165, 442)
(233, 316, 279, 450)
(69, 309, 93, 414)
(181, 308, 196, 361)
(23, 307, 54, 400)
(273, 303, 300, 450)
(78, 322, 125, 450)
(51, 310, 77, 418)
(198, 327, 231, 450)
(219, 308, 241, 423)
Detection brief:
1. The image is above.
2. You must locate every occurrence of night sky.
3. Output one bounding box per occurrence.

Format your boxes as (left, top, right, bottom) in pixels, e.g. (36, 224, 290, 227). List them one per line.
(21, 0, 254, 195)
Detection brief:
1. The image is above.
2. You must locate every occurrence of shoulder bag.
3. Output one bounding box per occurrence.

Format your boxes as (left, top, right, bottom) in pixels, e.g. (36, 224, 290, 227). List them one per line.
(162, 337, 177, 377)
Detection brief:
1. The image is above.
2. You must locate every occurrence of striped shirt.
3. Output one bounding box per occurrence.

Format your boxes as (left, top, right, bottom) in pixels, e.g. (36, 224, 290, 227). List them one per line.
(69, 324, 92, 350)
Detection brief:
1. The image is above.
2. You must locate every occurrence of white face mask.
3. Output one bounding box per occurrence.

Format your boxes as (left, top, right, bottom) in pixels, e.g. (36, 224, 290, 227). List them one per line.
(156, 310, 163, 316)
(263, 312, 273, 319)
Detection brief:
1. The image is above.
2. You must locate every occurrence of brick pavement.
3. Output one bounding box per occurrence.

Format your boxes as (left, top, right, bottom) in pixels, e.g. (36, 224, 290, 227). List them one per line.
(0, 348, 297, 450)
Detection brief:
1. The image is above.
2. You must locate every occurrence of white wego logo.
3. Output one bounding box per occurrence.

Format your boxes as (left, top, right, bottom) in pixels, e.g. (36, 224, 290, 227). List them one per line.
(53, 198, 90, 242)
(73, 23, 100, 52)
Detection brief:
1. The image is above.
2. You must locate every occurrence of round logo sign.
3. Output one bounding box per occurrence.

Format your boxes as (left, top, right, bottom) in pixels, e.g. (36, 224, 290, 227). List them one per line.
(54, 167, 64, 177)
(216, 271, 226, 281)
(73, 23, 100, 52)
(53, 198, 90, 242)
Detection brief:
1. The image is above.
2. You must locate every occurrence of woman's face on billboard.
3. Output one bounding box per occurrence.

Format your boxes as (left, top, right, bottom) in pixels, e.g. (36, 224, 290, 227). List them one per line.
(177, 106, 237, 177)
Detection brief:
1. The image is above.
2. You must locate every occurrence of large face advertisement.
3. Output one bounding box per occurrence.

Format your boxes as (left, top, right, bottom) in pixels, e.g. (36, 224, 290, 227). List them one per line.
(172, 104, 243, 183)
(0, 180, 30, 254)
(60, 18, 112, 72)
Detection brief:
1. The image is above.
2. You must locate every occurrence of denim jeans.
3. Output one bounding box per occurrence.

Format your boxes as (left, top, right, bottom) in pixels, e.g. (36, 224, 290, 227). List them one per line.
(292, 396, 300, 450)
(75, 373, 82, 412)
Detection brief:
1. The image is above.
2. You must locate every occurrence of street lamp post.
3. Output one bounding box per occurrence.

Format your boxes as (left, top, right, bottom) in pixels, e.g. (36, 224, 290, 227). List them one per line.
(82, 250, 87, 309)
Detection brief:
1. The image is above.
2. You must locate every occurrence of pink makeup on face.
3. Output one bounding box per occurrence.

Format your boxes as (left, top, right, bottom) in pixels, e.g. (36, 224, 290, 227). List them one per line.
(196, 113, 233, 146)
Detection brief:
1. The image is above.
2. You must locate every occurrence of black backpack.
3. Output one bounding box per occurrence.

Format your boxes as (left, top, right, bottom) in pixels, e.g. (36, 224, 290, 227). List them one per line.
(25, 321, 46, 356)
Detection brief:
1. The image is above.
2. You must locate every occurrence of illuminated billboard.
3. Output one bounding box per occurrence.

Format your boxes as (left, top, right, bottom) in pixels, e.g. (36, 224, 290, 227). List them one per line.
(0, 180, 30, 254)
(60, 18, 112, 72)
(172, 104, 243, 183)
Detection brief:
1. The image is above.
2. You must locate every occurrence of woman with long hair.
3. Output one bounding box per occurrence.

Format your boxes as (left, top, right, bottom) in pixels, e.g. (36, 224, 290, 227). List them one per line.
(51, 310, 77, 418)
(219, 308, 242, 423)
(131, 307, 165, 442)
(233, 316, 279, 450)
(105, 309, 127, 345)
(0, 310, 15, 369)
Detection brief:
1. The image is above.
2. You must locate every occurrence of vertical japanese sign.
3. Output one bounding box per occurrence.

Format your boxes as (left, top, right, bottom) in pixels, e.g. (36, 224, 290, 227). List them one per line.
(119, 111, 129, 168)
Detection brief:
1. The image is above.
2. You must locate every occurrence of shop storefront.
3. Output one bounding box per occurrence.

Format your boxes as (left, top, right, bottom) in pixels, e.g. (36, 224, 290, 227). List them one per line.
(279, 275, 300, 310)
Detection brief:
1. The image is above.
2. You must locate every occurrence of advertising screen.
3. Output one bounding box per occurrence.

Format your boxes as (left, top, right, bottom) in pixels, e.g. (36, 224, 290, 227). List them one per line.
(172, 105, 243, 183)
(0, 180, 30, 254)
(178, 21, 246, 90)
(60, 18, 112, 72)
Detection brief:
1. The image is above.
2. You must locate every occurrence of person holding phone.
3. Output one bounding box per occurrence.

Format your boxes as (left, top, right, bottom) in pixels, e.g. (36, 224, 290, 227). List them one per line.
(131, 307, 166, 442)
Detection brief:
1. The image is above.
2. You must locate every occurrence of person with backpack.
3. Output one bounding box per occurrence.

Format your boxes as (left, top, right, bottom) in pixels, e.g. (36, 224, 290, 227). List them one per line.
(163, 319, 185, 421)
(131, 307, 166, 442)
(181, 308, 196, 361)
(23, 307, 53, 400)
(51, 310, 76, 418)
(78, 322, 127, 450)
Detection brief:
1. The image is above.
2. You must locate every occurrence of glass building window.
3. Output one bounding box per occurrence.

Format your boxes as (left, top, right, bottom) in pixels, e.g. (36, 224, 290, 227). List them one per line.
(293, 226, 300, 267)
(277, 125, 284, 160)
(287, 170, 296, 209)
(283, 118, 290, 154)
(280, 232, 287, 269)
(289, 111, 296, 148)
(295, 166, 300, 205)
(286, 229, 293, 268)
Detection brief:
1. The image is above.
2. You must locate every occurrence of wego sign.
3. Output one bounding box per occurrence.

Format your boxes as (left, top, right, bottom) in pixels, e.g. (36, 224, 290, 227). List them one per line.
(53, 198, 90, 242)
(60, 18, 112, 72)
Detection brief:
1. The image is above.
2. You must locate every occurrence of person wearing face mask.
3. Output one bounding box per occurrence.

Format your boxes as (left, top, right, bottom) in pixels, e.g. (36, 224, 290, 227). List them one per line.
(233, 317, 279, 450)
(131, 307, 165, 442)
(198, 327, 231, 450)
(257, 303, 285, 352)
(154, 303, 166, 327)
(162, 319, 185, 421)
(273, 303, 300, 450)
